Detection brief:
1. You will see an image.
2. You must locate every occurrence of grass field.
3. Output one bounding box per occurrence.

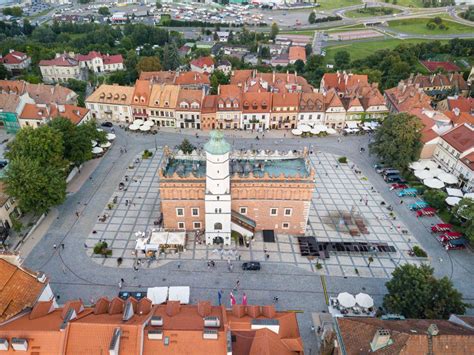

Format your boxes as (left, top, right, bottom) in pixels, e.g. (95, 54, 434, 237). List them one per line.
(345, 7, 402, 18)
(324, 38, 448, 63)
(313, 0, 363, 11)
(395, 0, 424, 7)
(388, 18, 474, 35)
(280, 24, 365, 36)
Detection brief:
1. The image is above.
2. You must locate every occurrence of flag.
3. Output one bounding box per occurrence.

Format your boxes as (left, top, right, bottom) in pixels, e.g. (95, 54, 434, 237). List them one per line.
(218, 290, 222, 306)
(230, 292, 236, 306)
(242, 293, 248, 305)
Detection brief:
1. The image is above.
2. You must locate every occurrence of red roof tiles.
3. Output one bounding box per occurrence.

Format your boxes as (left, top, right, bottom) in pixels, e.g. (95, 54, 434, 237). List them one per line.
(421, 60, 461, 73)
(190, 56, 214, 68)
(441, 124, 474, 153)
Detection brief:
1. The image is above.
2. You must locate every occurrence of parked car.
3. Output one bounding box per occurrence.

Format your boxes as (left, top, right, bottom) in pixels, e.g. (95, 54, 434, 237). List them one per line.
(385, 175, 407, 183)
(101, 121, 113, 127)
(374, 164, 386, 174)
(444, 238, 467, 251)
(242, 261, 261, 271)
(383, 169, 400, 177)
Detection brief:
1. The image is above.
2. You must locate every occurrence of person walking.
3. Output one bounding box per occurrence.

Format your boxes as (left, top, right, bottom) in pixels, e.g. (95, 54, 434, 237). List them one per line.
(118, 280, 123, 289)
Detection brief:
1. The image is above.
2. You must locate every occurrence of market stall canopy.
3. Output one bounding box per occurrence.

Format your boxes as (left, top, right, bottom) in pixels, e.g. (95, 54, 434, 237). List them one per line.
(92, 146, 103, 154)
(291, 129, 302, 136)
(297, 125, 311, 133)
(134, 119, 144, 125)
(149, 231, 186, 249)
(313, 125, 327, 132)
(446, 188, 463, 197)
(140, 125, 151, 132)
(100, 141, 112, 149)
(446, 196, 462, 206)
(147, 287, 168, 305)
(346, 121, 358, 129)
(355, 293, 374, 308)
(415, 170, 434, 180)
(106, 133, 116, 141)
(423, 161, 438, 170)
(310, 128, 321, 135)
(168, 286, 190, 304)
(337, 292, 356, 308)
(437, 172, 458, 184)
(424, 178, 445, 189)
(429, 168, 445, 177)
(129, 124, 140, 131)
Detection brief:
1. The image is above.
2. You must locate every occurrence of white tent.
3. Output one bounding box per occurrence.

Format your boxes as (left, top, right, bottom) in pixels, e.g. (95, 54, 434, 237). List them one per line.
(355, 293, 374, 308)
(106, 133, 116, 141)
(129, 124, 140, 131)
(148, 231, 186, 251)
(327, 128, 337, 135)
(437, 172, 458, 185)
(297, 125, 311, 133)
(346, 121, 358, 129)
(168, 286, 190, 304)
(100, 141, 112, 149)
(429, 168, 445, 177)
(446, 188, 463, 197)
(140, 125, 151, 132)
(147, 287, 168, 305)
(92, 146, 104, 154)
(291, 129, 302, 136)
(415, 170, 434, 180)
(134, 119, 144, 125)
(409, 162, 424, 170)
(446, 196, 462, 206)
(337, 292, 356, 308)
(135, 237, 148, 251)
(143, 120, 155, 127)
(424, 178, 445, 189)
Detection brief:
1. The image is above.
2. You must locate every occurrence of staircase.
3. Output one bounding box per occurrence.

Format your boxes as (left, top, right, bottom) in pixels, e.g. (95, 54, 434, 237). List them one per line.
(231, 210, 256, 238)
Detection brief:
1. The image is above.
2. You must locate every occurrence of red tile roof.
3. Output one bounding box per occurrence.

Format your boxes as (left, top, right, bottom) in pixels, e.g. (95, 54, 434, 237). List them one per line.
(39, 54, 78, 67)
(421, 60, 460, 73)
(321, 72, 368, 92)
(447, 97, 474, 113)
(175, 71, 210, 86)
(242, 92, 272, 113)
(190, 56, 214, 68)
(443, 111, 474, 126)
(0, 51, 28, 65)
(288, 46, 306, 62)
(272, 92, 299, 107)
(460, 152, 474, 171)
(384, 84, 432, 113)
(441, 124, 474, 153)
(0, 81, 77, 105)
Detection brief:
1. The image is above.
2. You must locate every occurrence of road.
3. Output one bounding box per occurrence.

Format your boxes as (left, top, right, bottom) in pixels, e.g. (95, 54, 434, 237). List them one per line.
(22, 127, 474, 353)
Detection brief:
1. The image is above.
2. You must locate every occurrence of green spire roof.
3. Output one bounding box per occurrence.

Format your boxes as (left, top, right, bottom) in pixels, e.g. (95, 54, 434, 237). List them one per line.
(204, 130, 231, 155)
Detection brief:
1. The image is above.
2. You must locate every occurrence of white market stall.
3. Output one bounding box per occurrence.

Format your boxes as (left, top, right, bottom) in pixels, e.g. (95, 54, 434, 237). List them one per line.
(327, 128, 337, 135)
(429, 168, 445, 177)
(129, 124, 140, 131)
(424, 178, 445, 189)
(92, 146, 104, 155)
(143, 120, 155, 127)
(297, 124, 311, 133)
(464, 193, 474, 199)
(313, 125, 327, 132)
(133, 119, 144, 126)
(101, 141, 112, 149)
(291, 129, 302, 136)
(139, 125, 151, 132)
(91, 140, 98, 147)
(409, 161, 424, 170)
(168, 286, 190, 304)
(106, 133, 116, 141)
(147, 231, 186, 253)
(147, 287, 169, 305)
(414, 170, 434, 180)
(310, 128, 321, 135)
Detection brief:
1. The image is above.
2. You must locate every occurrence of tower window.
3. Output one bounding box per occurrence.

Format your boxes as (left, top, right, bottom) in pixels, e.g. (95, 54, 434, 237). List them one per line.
(214, 223, 222, 230)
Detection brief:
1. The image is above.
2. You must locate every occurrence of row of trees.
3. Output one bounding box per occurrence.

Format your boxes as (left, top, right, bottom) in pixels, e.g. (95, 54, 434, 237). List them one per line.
(5, 119, 106, 215)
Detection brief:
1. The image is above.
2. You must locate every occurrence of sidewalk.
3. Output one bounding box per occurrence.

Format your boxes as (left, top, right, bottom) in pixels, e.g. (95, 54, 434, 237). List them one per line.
(158, 127, 297, 139)
(67, 158, 102, 194)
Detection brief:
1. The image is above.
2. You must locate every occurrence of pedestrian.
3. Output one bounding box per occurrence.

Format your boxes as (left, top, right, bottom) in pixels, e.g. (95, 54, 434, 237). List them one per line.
(177, 261, 181, 269)
(121, 278, 124, 284)
(118, 280, 123, 289)
(61, 243, 65, 250)
(273, 296, 279, 303)
(400, 200, 404, 204)
(266, 254, 270, 260)
(75, 211, 80, 217)
(84, 243, 88, 249)
(53, 244, 57, 250)
(238, 255, 241, 261)
(236, 280, 240, 289)
(56, 295, 60, 301)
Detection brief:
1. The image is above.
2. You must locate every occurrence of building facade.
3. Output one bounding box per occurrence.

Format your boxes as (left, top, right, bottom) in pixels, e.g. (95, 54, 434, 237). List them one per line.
(85, 84, 134, 123)
(39, 54, 85, 83)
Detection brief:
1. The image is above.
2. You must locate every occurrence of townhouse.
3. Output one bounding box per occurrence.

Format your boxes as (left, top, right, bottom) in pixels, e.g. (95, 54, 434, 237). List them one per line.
(148, 84, 180, 127)
(131, 79, 152, 122)
(216, 85, 241, 130)
(85, 84, 134, 123)
(384, 81, 432, 114)
(200, 95, 218, 130)
(39, 53, 84, 83)
(408, 72, 469, 98)
(241, 91, 272, 131)
(76, 51, 124, 73)
(0, 50, 31, 74)
(190, 56, 215, 74)
(175, 89, 204, 129)
(271, 92, 299, 130)
(298, 92, 326, 127)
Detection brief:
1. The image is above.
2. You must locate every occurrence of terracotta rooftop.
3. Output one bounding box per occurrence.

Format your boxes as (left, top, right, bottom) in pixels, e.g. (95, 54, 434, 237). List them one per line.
(0, 93, 21, 112)
(409, 73, 468, 92)
(0, 258, 47, 324)
(0, 50, 29, 65)
(288, 46, 306, 62)
(132, 79, 152, 106)
(384, 84, 432, 113)
(76, 51, 123, 65)
(272, 92, 299, 107)
(299, 92, 325, 112)
(460, 152, 474, 171)
(242, 92, 272, 113)
(39, 54, 79, 67)
(139, 71, 176, 84)
(321, 72, 369, 92)
(441, 124, 474, 153)
(86, 84, 134, 105)
(447, 97, 474, 113)
(190, 56, 214, 68)
(175, 71, 210, 86)
(177, 89, 203, 111)
(443, 111, 474, 126)
(0, 81, 77, 105)
(201, 95, 218, 113)
(421, 60, 460, 73)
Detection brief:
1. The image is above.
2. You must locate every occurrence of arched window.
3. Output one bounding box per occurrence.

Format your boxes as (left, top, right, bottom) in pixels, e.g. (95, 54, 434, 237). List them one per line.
(214, 223, 222, 230)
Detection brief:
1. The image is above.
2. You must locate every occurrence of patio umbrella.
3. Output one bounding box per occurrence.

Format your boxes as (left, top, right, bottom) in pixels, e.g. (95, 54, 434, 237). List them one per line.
(313, 125, 327, 132)
(414, 170, 434, 180)
(310, 128, 321, 135)
(409, 161, 424, 170)
(464, 193, 474, 200)
(337, 292, 356, 308)
(100, 141, 112, 149)
(143, 120, 154, 127)
(133, 119, 144, 125)
(445, 196, 461, 206)
(91, 140, 98, 147)
(92, 146, 103, 154)
(423, 161, 438, 170)
(106, 133, 116, 141)
(355, 293, 374, 308)
(139, 125, 151, 132)
(437, 172, 458, 185)
(327, 128, 337, 135)
(291, 129, 302, 136)
(297, 125, 311, 133)
(429, 168, 445, 177)
(446, 188, 463, 197)
(424, 178, 445, 189)
(129, 124, 140, 131)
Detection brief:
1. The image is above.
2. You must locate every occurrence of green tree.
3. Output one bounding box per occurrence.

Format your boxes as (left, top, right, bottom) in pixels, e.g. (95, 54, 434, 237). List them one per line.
(334, 50, 350, 69)
(308, 12, 316, 24)
(2, 7, 23, 17)
(453, 198, 474, 244)
(294, 59, 305, 73)
(209, 70, 229, 95)
(270, 22, 279, 41)
(156, 0, 163, 9)
(0, 64, 8, 80)
(162, 43, 180, 71)
(369, 113, 423, 171)
(177, 139, 195, 154)
(136, 56, 162, 73)
(98, 7, 110, 16)
(423, 189, 448, 210)
(384, 264, 467, 319)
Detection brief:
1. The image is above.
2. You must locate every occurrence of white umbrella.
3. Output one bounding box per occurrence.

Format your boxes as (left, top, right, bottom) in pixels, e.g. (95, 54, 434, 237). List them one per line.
(129, 124, 140, 131)
(355, 293, 374, 308)
(429, 168, 445, 177)
(409, 161, 424, 170)
(337, 292, 356, 308)
(133, 119, 144, 125)
(415, 170, 434, 180)
(100, 141, 112, 148)
(423, 161, 438, 170)
(92, 146, 103, 154)
(446, 196, 461, 206)
(106, 133, 116, 141)
(424, 178, 445, 189)
(291, 129, 302, 136)
(313, 125, 327, 132)
(143, 120, 154, 127)
(97, 128, 104, 132)
(310, 128, 321, 135)
(446, 188, 463, 197)
(139, 125, 151, 132)
(91, 140, 98, 147)
(327, 128, 337, 135)
(437, 172, 458, 185)
(464, 193, 474, 199)
(297, 125, 311, 133)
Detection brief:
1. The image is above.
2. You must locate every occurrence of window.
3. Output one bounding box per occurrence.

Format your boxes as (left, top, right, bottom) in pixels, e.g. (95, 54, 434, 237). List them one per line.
(270, 208, 278, 216)
(284, 208, 292, 216)
(193, 222, 201, 229)
(176, 208, 184, 216)
(178, 222, 185, 229)
(282, 223, 290, 229)
(192, 208, 199, 216)
(214, 222, 222, 230)
(240, 207, 247, 215)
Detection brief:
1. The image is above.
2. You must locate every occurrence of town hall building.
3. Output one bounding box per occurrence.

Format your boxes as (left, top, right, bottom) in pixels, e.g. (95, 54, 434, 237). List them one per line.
(159, 131, 315, 245)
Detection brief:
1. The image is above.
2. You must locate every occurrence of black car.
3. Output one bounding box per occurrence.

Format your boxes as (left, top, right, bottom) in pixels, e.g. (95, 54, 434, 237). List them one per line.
(385, 175, 407, 184)
(242, 261, 261, 271)
(101, 121, 113, 127)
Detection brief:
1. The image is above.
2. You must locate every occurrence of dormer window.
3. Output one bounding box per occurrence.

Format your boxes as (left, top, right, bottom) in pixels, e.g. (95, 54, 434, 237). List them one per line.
(191, 102, 199, 109)
(114, 94, 119, 99)
(134, 97, 139, 103)
(140, 97, 145, 103)
(219, 103, 224, 108)
(233, 102, 239, 108)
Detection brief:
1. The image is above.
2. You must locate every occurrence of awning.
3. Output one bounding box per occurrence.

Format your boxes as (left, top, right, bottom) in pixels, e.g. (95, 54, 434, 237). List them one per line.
(147, 287, 168, 305)
(129, 124, 140, 131)
(409, 161, 424, 170)
(106, 133, 116, 141)
(143, 120, 154, 127)
(134, 119, 144, 125)
(100, 141, 112, 149)
(92, 146, 103, 154)
(291, 129, 302, 136)
(414, 170, 434, 180)
(168, 286, 190, 304)
(139, 125, 150, 131)
(149, 231, 186, 248)
(297, 124, 311, 133)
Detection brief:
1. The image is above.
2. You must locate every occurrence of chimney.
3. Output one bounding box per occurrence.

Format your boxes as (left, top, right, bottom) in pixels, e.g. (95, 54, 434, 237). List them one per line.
(166, 301, 180, 317)
(272, 70, 275, 83)
(197, 301, 212, 317)
(246, 305, 261, 318)
(232, 304, 246, 318)
(370, 329, 393, 352)
(428, 324, 439, 336)
(286, 70, 289, 82)
(262, 305, 276, 318)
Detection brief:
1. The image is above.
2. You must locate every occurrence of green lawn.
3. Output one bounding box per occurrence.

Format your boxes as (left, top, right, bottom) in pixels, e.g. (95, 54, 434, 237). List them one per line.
(388, 18, 474, 35)
(313, 0, 363, 11)
(280, 24, 365, 36)
(345, 7, 402, 18)
(395, 0, 424, 7)
(324, 38, 448, 63)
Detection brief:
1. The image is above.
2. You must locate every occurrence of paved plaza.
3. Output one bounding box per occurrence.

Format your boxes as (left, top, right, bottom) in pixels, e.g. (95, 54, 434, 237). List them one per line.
(86, 146, 422, 278)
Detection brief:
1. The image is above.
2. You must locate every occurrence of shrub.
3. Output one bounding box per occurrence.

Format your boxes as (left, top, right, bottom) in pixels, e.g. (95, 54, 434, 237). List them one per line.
(412, 245, 427, 257)
(338, 156, 348, 164)
(142, 149, 153, 159)
(93, 241, 108, 255)
(315, 262, 323, 270)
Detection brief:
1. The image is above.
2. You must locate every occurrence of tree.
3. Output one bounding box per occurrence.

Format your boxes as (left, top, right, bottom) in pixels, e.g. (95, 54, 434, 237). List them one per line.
(270, 22, 279, 41)
(453, 198, 474, 244)
(162, 43, 180, 71)
(210, 70, 229, 95)
(98, 7, 110, 16)
(136, 56, 162, 73)
(369, 113, 423, 171)
(423, 189, 448, 210)
(334, 50, 350, 69)
(294, 59, 305, 74)
(0, 64, 8, 80)
(308, 12, 316, 24)
(384, 264, 467, 319)
(155, 0, 162, 9)
(2, 7, 23, 17)
(177, 139, 195, 154)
